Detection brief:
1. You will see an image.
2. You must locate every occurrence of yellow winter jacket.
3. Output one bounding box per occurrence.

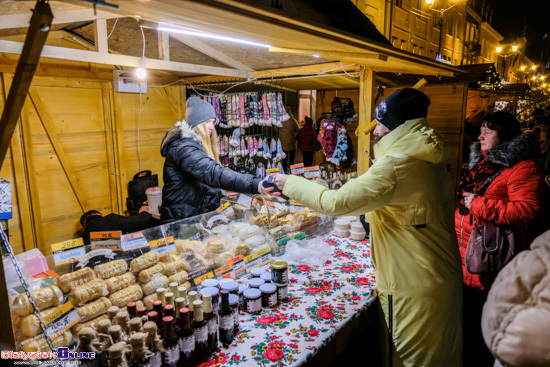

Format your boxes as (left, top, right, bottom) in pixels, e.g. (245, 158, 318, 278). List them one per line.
(284, 118, 463, 367)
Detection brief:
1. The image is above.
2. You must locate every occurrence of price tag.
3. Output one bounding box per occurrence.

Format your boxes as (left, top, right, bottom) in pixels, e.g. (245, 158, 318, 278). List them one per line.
(51, 238, 84, 253)
(304, 165, 321, 179)
(90, 231, 122, 251)
(277, 237, 291, 254)
(194, 271, 215, 285)
(290, 163, 305, 175)
(289, 201, 305, 213)
(43, 302, 81, 339)
(293, 232, 306, 240)
(266, 167, 280, 176)
(237, 194, 253, 208)
(121, 232, 149, 251)
(266, 201, 277, 214)
(52, 238, 85, 266)
(244, 247, 272, 269)
(149, 236, 177, 257)
(214, 264, 232, 276)
(216, 202, 234, 217)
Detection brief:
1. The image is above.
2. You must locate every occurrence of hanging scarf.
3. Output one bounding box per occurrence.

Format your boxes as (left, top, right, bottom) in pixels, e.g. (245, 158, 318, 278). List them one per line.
(457, 157, 503, 215)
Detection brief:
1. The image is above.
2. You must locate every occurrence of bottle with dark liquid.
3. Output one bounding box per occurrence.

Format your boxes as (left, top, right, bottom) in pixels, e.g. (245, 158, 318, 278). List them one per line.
(177, 308, 194, 367)
(218, 290, 234, 345)
(191, 300, 208, 358)
(162, 316, 179, 367)
(202, 293, 218, 352)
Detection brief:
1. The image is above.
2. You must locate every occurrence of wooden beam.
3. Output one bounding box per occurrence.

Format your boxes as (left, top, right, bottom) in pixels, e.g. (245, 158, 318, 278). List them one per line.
(29, 88, 90, 212)
(357, 67, 374, 175)
(94, 18, 109, 54)
(101, 83, 121, 214)
(0, 9, 120, 30)
(0, 40, 253, 79)
(158, 31, 170, 61)
(269, 47, 389, 62)
(0, 0, 52, 169)
(170, 34, 254, 71)
(254, 62, 361, 78)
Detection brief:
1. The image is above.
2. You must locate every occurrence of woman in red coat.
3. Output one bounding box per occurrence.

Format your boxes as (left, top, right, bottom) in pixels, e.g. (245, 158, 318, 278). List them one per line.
(455, 111, 544, 366)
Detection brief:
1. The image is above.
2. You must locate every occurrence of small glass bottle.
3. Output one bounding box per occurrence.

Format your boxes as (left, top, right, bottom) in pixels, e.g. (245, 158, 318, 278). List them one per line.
(177, 308, 194, 367)
(228, 294, 240, 335)
(164, 304, 175, 318)
(202, 294, 218, 352)
(153, 300, 164, 315)
(175, 298, 185, 319)
(191, 300, 208, 358)
(177, 287, 188, 305)
(218, 290, 234, 345)
(170, 282, 179, 296)
(162, 316, 179, 367)
(165, 292, 175, 308)
(200, 287, 220, 314)
(136, 306, 147, 318)
(188, 291, 198, 321)
(157, 287, 167, 306)
(127, 302, 137, 318)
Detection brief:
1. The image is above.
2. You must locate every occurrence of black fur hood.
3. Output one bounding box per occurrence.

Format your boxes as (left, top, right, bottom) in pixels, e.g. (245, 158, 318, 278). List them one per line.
(469, 132, 540, 170)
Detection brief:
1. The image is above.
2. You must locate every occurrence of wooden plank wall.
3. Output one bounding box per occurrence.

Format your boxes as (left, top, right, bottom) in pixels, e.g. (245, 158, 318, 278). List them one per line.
(314, 85, 467, 190)
(0, 63, 182, 255)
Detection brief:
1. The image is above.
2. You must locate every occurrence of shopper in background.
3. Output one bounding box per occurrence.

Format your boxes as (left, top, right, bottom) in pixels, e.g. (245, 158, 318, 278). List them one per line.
(160, 97, 274, 222)
(277, 106, 299, 173)
(274, 88, 463, 367)
(481, 229, 550, 367)
(455, 111, 544, 366)
(80, 205, 152, 245)
(295, 116, 315, 167)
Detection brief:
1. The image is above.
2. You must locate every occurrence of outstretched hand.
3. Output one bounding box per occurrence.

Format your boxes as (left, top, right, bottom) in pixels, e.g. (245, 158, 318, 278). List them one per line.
(260, 184, 279, 197)
(226, 191, 238, 200)
(274, 174, 288, 191)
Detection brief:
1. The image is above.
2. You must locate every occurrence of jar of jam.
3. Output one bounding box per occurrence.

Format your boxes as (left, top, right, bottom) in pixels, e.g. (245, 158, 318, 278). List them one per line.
(277, 283, 289, 302)
(259, 283, 278, 308)
(260, 273, 272, 283)
(243, 289, 262, 314)
(248, 278, 265, 289)
(237, 284, 247, 310)
(250, 267, 265, 278)
(200, 278, 220, 290)
(271, 260, 288, 285)
(220, 280, 239, 295)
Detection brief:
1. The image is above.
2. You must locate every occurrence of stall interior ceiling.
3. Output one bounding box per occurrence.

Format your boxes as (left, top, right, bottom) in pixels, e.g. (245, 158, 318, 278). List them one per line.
(0, 0, 460, 92)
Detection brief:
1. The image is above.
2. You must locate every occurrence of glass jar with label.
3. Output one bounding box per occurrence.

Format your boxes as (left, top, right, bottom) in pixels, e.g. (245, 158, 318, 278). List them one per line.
(220, 280, 239, 295)
(248, 278, 265, 289)
(271, 260, 288, 285)
(260, 273, 272, 283)
(200, 278, 220, 290)
(250, 267, 265, 278)
(237, 284, 247, 310)
(277, 283, 289, 302)
(259, 283, 278, 308)
(243, 288, 262, 314)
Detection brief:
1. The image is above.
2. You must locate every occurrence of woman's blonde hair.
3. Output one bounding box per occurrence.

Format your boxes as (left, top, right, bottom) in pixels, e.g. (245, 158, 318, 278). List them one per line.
(192, 122, 220, 164)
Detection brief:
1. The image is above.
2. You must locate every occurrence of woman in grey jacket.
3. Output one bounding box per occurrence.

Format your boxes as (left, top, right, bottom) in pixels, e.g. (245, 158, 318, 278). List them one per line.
(160, 97, 271, 222)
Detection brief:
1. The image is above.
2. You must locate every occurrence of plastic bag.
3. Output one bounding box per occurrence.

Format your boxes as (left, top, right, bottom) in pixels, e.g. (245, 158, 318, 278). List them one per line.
(282, 238, 332, 266)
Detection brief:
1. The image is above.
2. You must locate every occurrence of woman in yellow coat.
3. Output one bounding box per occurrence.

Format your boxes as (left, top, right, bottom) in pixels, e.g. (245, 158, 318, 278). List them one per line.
(275, 89, 463, 367)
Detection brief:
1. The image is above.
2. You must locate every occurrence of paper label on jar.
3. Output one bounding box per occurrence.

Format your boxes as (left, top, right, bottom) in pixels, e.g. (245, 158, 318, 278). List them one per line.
(207, 318, 218, 333)
(163, 345, 178, 364)
(149, 352, 162, 367)
(220, 314, 233, 329)
(179, 335, 195, 354)
(247, 298, 261, 313)
(278, 285, 288, 300)
(233, 309, 240, 327)
(194, 326, 208, 343)
(268, 293, 278, 307)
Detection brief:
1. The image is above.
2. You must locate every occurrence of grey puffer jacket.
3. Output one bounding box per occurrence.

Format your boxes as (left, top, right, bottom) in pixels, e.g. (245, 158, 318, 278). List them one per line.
(482, 229, 550, 366)
(160, 121, 260, 222)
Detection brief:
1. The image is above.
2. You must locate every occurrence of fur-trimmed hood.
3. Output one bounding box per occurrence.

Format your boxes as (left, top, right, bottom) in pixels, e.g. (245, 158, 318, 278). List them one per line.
(160, 120, 202, 157)
(469, 132, 540, 170)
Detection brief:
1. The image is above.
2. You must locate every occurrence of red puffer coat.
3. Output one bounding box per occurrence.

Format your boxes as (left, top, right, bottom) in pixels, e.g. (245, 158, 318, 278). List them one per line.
(455, 132, 544, 290)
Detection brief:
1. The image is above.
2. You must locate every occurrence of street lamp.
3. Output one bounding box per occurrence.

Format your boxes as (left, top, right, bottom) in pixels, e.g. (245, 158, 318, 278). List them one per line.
(496, 45, 520, 83)
(426, 0, 460, 60)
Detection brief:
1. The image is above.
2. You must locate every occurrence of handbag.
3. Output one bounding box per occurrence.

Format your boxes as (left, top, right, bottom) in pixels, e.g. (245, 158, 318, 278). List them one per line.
(126, 170, 158, 213)
(464, 168, 516, 276)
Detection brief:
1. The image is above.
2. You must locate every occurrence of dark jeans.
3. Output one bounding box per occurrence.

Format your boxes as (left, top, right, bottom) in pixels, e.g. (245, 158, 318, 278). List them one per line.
(463, 285, 494, 366)
(302, 151, 314, 167)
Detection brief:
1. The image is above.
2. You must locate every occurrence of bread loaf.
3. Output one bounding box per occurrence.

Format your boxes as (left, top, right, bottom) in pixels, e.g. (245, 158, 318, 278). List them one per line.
(138, 263, 166, 283)
(76, 297, 112, 321)
(142, 293, 159, 310)
(21, 331, 72, 353)
(12, 285, 63, 317)
(105, 272, 136, 294)
(161, 254, 192, 275)
(94, 260, 128, 279)
(168, 270, 188, 285)
(130, 251, 159, 272)
(20, 307, 59, 338)
(141, 275, 169, 296)
(68, 279, 107, 306)
(57, 267, 95, 293)
(108, 284, 143, 308)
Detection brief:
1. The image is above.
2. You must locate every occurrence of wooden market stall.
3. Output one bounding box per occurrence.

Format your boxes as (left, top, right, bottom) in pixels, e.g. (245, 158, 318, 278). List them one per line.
(0, 0, 461, 350)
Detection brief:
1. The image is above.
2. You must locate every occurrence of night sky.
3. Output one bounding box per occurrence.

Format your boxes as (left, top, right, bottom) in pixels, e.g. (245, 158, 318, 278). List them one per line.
(486, 0, 550, 62)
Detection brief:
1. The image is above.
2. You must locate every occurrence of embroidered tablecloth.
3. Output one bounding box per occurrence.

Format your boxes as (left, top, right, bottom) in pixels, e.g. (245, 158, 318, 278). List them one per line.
(202, 233, 377, 366)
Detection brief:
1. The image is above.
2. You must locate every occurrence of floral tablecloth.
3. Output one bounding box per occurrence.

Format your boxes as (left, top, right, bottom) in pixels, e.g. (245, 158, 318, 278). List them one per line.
(200, 234, 377, 367)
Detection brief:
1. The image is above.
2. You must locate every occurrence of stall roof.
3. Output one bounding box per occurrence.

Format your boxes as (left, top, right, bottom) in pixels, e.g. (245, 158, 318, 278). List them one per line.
(0, 0, 462, 90)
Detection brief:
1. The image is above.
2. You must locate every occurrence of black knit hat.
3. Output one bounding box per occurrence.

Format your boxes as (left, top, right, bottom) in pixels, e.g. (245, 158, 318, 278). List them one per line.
(374, 88, 431, 130)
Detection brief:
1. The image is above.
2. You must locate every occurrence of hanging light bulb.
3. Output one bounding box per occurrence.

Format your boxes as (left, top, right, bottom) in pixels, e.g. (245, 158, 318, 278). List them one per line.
(135, 57, 147, 79)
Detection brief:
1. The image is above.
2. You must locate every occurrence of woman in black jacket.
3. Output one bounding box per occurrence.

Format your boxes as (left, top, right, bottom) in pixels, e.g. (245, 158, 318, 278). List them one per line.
(160, 97, 272, 222)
